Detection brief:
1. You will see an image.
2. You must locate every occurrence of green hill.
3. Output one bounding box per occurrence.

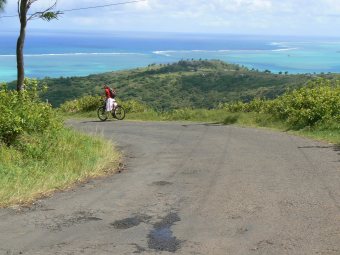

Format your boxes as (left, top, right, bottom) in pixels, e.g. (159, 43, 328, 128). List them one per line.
(24, 60, 320, 109)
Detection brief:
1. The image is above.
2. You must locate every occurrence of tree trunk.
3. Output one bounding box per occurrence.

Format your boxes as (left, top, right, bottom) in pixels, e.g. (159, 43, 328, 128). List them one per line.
(16, 0, 28, 92)
(16, 26, 26, 91)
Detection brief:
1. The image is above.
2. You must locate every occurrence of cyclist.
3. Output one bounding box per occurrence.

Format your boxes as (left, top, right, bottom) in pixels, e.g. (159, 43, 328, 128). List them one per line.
(103, 85, 117, 112)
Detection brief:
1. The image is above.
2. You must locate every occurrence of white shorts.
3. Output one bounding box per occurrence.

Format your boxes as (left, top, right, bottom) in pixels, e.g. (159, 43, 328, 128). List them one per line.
(106, 98, 117, 112)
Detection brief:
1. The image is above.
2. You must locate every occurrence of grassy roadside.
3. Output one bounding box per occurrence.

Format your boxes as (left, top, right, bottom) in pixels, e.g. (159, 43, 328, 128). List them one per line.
(0, 79, 122, 207)
(133, 112, 339, 145)
(0, 128, 121, 207)
(294, 127, 340, 145)
(220, 112, 340, 145)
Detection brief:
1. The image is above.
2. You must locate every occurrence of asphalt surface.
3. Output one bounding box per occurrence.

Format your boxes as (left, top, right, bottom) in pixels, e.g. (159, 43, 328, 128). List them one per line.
(0, 120, 339, 255)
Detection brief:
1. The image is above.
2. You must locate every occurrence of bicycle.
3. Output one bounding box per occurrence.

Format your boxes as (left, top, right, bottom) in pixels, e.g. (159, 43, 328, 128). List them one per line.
(97, 101, 126, 121)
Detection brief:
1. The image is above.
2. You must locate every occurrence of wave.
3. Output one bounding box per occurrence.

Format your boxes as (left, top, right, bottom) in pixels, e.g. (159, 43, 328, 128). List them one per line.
(272, 47, 299, 52)
(152, 51, 175, 57)
(0, 47, 301, 58)
(153, 48, 299, 56)
(152, 50, 213, 56)
(268, 42, 300, 52)
(271, 40, 340, 45)
(152, 49, 232, 56)
(269, 42, 287, 46)
(0, 52, 146, 57)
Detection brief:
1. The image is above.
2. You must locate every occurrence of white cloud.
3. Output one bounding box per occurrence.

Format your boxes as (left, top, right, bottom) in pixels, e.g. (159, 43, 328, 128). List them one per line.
(2, 0, 340, 36)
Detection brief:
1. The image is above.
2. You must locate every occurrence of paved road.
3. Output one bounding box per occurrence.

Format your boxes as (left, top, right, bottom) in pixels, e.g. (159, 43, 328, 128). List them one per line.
(0, 120, 339, 255)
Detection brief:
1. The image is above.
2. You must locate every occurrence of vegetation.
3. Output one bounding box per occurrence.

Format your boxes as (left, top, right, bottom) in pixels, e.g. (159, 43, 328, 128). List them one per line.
(0, 79, 60, 145)
(59, 95, 103, 113)
(219, 78, 340, 143)
(2, 62, 339, 206)
(11, 60, 317, 109)
(0, 128, 120, 207)
(0, 0, 6, 12)
(61, 78, 340, 144)
(0, 79, 120, 207)
(221, 78, 340, 130)
(60, 96, 151, 115)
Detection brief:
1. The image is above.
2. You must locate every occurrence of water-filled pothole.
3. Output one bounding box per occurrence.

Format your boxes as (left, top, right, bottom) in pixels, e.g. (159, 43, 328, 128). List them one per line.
(147, 212, 183, 252)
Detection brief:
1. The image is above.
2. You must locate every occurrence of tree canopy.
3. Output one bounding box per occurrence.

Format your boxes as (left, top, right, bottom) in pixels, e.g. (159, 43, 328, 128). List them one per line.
(0, 0, 6, 11)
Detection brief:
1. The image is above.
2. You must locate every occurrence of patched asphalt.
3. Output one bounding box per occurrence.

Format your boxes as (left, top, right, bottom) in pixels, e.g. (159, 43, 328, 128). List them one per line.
(0, 120, 339, 254)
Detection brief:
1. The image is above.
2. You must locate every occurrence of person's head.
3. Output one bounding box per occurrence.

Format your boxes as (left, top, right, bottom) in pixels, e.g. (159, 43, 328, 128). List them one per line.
(103, 85, 108, 89)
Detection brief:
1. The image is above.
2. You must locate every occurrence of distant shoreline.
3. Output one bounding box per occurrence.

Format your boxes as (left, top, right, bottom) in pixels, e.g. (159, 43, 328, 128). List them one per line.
(1, 33, 340, 82)
(3, 59, 340, 85)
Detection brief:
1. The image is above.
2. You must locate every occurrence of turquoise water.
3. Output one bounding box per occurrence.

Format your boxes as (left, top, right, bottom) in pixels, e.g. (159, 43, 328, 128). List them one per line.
(1, 33, 340, 82)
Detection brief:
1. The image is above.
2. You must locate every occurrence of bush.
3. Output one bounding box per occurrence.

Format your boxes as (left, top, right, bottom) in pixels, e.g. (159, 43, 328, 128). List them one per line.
(120, 99, 150, 113)
(0, 79, 62, 145)
(60, 95, 150, 114)
(60, 95, 102, 113)
(162, 108, 196, 120)
(223, 78, 340, 130)
(219, 101, 247, 112)
(268, 79, 340, 129)
(222, 114, 239, 125)
(220, 98, 268, 113)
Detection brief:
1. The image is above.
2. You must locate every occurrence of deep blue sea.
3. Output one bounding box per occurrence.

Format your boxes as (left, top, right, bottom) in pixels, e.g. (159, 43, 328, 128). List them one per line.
(1, 32, 340, 82)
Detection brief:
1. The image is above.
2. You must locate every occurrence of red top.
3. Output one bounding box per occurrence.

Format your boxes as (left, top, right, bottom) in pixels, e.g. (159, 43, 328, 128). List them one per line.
(105, 88, 111, 99)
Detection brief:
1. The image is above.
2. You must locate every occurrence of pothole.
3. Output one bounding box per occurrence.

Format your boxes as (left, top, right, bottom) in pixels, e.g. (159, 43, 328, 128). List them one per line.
(152, 181, 173, 186)
(147, 212, 183, 253)
(111, 214, 151, 230)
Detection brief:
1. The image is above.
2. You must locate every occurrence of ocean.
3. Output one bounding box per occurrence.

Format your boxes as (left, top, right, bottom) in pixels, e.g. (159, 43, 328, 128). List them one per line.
(1, 32, 340, 82)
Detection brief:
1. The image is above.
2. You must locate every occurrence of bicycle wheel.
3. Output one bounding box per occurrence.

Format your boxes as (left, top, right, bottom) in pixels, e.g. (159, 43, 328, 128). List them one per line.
(97, 106, 108, 121)
(113, 106, 126, 120)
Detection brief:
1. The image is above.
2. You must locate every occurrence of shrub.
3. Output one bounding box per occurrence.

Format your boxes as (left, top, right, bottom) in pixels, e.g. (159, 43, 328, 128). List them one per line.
(268, 79, 340, 128)
(223, 78, 340, 130)
(60, 95, 102, 113)
(220, 101, 248, 112)
(60, 96, 150, 114)
(220, 98, 268, 113)
(120, 100, 150, 113)
(162, 108, 196, 120)
(0, 79, 62, 145)
(223, 114, 239, 125)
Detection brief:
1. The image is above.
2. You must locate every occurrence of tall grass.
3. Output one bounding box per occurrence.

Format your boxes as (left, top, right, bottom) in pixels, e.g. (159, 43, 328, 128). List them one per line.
(0, 79, 121, 207)
(0, 128, 120, 207)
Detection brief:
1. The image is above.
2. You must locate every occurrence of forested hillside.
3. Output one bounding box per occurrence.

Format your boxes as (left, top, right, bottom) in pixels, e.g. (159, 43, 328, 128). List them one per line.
(11, 60, 326, 110)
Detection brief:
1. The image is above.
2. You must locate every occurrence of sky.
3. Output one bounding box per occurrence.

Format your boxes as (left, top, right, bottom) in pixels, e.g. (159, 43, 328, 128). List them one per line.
(1, 0, 340, 37)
